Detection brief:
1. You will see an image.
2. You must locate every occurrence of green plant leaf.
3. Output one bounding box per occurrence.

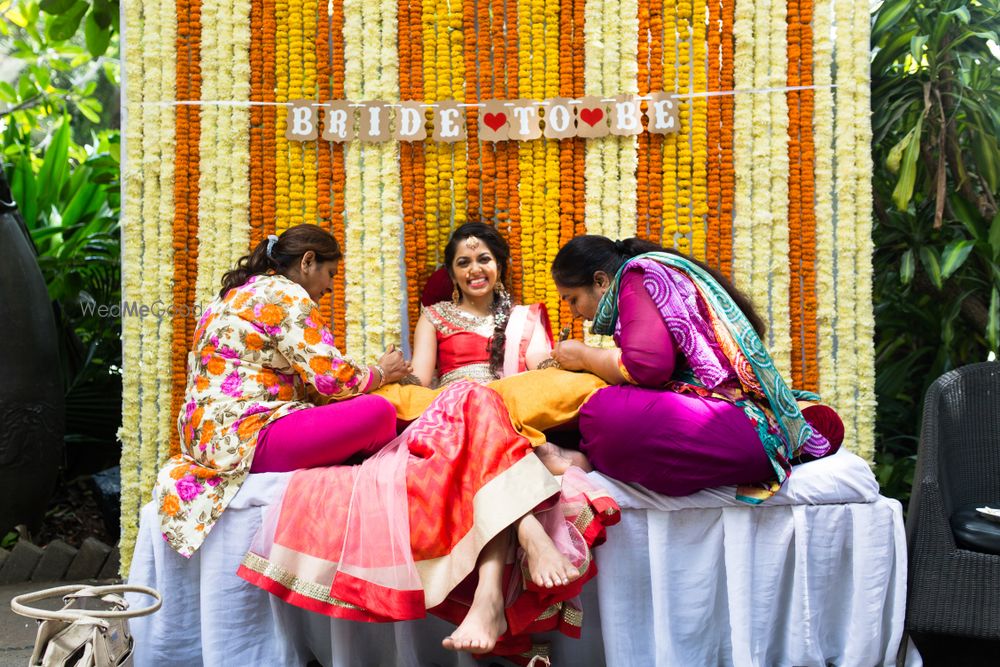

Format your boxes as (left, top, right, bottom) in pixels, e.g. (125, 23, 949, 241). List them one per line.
(75, 97, 102, 122)
(909, 34, 929, 65)
(886, 124, 918, 174)
(872, 0, 914, 42)
(36, 119, 71, 209)
(942, 5, 971, 24)
(46, 0, 87, 41)
(940, 239, 976, 279)
(990, 211, 1000, 262)
(920, 246, 943, 289)
(91, 0, 113, 28)
(84, 11, 111, 57)
(900, 249, 915, 284)
(0, 81, 17, 102)
(989, 288, 999, 353)
(11, 153, 39, 228)
(892, 114, 923, 210)
(969, 129, 1000, 193)
(39, 0, 79, 13)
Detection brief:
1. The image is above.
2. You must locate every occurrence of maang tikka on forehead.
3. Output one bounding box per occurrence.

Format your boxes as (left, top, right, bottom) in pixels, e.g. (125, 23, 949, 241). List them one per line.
(463, 237, 481, 251)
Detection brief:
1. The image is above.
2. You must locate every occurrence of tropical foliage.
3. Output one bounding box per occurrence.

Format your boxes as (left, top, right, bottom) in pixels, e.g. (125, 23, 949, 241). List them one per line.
(1, 0, 122, 474)
(871, 0, 1000, 504)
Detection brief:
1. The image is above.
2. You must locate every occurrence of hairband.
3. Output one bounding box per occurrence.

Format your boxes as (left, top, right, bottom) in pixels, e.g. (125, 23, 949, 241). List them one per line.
(266, 234, 279, 260)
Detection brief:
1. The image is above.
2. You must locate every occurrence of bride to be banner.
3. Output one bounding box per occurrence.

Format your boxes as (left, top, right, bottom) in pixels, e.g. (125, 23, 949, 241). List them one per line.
(118, 0, 875, 568)
(284, 94, 682, 142)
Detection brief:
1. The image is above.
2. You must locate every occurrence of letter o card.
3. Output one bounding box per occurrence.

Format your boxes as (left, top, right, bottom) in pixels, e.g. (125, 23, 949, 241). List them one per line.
(433, 101, 467, 143)
(542, 98, 576, 139)
(574, 96, 611, 138)
(479, 99, 511, 141)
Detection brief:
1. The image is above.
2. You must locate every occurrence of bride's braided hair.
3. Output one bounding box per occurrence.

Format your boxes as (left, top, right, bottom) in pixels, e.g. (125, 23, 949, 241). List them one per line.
(442, 222, 513, 378)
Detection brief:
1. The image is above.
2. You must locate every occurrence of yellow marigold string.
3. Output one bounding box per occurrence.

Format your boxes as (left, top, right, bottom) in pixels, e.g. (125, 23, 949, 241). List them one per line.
(660, 0, 678, 247)
(273, 0, 291, 232)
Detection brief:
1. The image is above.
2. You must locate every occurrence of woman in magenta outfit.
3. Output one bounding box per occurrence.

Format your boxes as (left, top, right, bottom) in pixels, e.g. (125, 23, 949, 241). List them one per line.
(156, 224, 411, 557)
(549, 235, 842, 502)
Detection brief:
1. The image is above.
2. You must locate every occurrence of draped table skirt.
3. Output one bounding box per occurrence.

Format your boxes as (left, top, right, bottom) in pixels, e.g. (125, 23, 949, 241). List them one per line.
(126, 449, 920, 666)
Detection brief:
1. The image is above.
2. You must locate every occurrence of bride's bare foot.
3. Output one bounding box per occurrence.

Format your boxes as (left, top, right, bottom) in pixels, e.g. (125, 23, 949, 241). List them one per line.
(535, 442, 593, 476)
(517, 514, 581, 589)
(441, 593, 507, 654)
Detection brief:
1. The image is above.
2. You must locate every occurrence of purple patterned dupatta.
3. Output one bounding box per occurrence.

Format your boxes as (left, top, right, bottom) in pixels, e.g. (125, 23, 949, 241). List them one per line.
(592, 253, 832, 502)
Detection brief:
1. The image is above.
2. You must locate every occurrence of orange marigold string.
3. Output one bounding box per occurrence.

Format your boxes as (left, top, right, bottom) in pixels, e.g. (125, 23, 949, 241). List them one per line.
(463, 0, 481, 219)
(400, 0, 424, 337)
(786, 0, 804, 387)
(330, 0, 348, 344)
(799, 0, 819, 390)
(648, 0, 664, 242)
(170, 0, 203, 456)
(705, 0, 722, 265)
(557, 0, 576, 327)
(479, 0, 496, 223)
(636, 0, 651, 240)
(315, 0, 334, 324)
(717, 0, 735, 278)
(249, 0, 265, 247)
(262, 0, 278, 241)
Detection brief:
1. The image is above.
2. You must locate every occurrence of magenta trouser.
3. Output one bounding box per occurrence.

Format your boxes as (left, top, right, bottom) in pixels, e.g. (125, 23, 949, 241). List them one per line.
(578, 385, 775, 496)
(577, 267, 775, 496)
(249, 394, 397, 473)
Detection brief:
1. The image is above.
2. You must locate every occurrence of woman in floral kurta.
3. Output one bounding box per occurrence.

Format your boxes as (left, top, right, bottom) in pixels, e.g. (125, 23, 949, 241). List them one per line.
(156, 225, 409, 557)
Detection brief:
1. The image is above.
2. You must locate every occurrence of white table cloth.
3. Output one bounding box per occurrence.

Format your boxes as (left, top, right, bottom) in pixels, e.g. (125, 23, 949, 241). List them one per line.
(127, 449, 920, 666)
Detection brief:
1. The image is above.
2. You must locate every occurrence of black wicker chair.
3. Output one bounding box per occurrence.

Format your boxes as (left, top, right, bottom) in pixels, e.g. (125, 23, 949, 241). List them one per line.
(905, 361, 1000, 639)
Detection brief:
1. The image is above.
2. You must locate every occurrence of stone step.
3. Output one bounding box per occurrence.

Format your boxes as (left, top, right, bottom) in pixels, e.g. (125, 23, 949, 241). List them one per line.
(0, 542, 43, 585)
(0, 537, 118, 584)
(64, 537, 112, 581)
(30, 539, 78, 583)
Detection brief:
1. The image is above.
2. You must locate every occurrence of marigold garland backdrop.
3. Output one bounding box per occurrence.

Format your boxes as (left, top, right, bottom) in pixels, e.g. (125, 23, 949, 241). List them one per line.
(118, 0, 875, 569)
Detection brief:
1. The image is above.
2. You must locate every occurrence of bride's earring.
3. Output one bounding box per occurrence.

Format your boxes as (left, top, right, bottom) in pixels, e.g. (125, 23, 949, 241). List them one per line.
(451, 283, 460, 304)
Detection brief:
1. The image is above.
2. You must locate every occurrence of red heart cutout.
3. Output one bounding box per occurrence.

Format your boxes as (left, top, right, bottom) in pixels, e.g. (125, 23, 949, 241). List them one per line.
(483, 112, 507, 132)
(580, 108, 604, 127)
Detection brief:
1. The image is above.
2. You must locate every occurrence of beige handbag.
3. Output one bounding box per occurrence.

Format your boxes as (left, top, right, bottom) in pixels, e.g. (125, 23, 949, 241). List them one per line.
(10, 584, 161, 667)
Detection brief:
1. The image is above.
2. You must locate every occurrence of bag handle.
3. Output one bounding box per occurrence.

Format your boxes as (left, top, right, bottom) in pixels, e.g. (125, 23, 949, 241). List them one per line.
(10, 584, 162, 622)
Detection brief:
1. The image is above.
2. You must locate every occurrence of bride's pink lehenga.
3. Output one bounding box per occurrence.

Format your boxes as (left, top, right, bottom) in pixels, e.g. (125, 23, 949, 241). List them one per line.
(238, 381, 619, 663)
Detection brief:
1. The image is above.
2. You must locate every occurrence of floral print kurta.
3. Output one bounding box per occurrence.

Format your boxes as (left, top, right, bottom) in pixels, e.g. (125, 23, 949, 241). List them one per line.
(156, 274, 371, 557)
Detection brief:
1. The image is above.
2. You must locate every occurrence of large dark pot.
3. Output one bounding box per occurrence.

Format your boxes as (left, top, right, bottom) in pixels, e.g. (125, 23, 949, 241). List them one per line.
(0, 169, 64, 535)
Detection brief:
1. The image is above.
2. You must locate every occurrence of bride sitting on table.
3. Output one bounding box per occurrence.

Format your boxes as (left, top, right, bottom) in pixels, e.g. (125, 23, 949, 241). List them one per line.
(238, 223, 621, 663)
